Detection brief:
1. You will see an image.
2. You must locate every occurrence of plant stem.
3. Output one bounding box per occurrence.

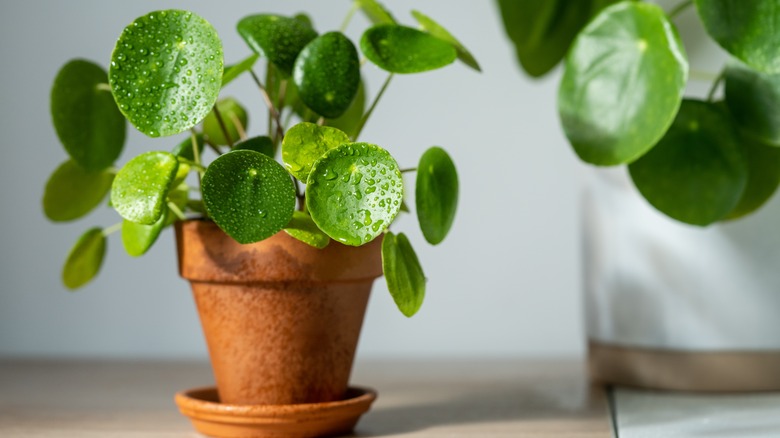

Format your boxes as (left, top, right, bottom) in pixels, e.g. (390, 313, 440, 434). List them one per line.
(317, 116, 326, 126)
(340, 2, 359, 33)
(167, 201, 186, 221)
(690, 70, 720, 82)
(707, 71, 725, 102)
(96, 83, 112, 92)
(178, 157, 207, 172)
(103, 222, 122, 236)
(668, 0, 693, 19)
(211, 103, 234, 148)
(400, 167, 418, 173)
(191, 131, 203, 187)
(249, 69, 285, 143)
(294, 179, 305, 211)
(354, 73, 394, 141)
(229, 112, 247, 141)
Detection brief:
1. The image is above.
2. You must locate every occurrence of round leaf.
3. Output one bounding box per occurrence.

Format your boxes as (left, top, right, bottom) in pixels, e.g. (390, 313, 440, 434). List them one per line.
(43, 160, 114, 222)
(222, 53, 258, 87)
(695, 0, 780, 73)
(109, 10, 224, 137)
(356, 0, 396, 25)
(51, 59, 125, 171)
(122, 206, 169, 257)
(111, 151, 179, 225)
(306, 143, 403, 246)
(629, 100, 747, 226)
(411, 10, 481, 72)
(282, 122, 350, 182)
(724, 61, 780, 145)
(171, 133, 205, 161)
(558, 2, 688, 165)
(327, 78, 366, 139)
(234, 136, 274, 157)
(237, 14, 318, 76)
(203, 97, 248, 146)
(382, 232, 425, 317)
(62, 228, 106, 290)
(294, 32, 360, 119)
(725, 135, 780, 220)
(360, 24, 457, 74)
(202, 150, 296, 244)
(416, 147, 458, 245)
(284, 211, 330, 249)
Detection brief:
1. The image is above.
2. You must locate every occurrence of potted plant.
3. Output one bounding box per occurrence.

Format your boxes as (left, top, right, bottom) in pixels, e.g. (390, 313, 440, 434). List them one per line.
(44, 1, 478, 435)
(498, 0, 780, 391)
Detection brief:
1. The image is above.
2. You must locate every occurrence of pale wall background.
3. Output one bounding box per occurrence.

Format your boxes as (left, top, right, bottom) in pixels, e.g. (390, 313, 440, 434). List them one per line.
(0, 0, 721, 359)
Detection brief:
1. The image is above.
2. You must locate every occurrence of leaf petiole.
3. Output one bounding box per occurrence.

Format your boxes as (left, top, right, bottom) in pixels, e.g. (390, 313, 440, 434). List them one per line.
(102, 222, 123, 236)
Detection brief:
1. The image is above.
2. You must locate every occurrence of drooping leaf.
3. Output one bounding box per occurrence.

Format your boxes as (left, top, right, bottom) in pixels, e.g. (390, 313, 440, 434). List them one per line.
(237, 14, 318, 76)
(51, 59, 125, 171)
(222, 53, 258, 87)
(43, 160, 114, 222)
(327, 78, 366, 139)
(122, 206, 169, 257)
(411, 10, 481, 72)
(294, 32, 360, 119)
(202, 150, 296, 244)
(382, 231, 425, 317)
(629, 100, 747, 226)
(356, 0, 396, 25)
(202, 97, 248, 145)
(284, 211, 330, 249)
(282, 122, 350, 182)
(361, 24, 457, 74)
(306, 142, 403, 246)
(171, 133, 205, 161)
(111, 151, 179, 224)
(234, 136, 275, 157)
(62, 228, 106, 290)
(725, 135, 780, 220)
(416, 147, 459, 245)
(724, 60, 780, 145)
(559, 2, 688, 165)
(695, 0, 780, 73)
(109, 10, 224, 137)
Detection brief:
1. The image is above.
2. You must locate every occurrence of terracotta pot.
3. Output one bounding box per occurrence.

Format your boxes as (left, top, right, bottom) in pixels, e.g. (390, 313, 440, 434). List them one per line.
(176, 220, 383, 405)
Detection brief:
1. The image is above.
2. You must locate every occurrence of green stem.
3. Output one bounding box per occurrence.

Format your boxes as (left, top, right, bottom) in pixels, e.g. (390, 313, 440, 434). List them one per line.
(103, 222, 122, 236)
(96, 83, 112, 92)
(249, 69, 285, 145)
(178, 157, 207, 172)
(400, 167, 417, 173)
(707, 71, 725, 102)
(690, 70, 720, 82)
(167, 201, 186, 221)
(668, 0, 693, 19)
(211, 103, 234, 148)
(340, 2, 359, 33)
(191, 131, 204, 188)
(354, 73, 394, 141)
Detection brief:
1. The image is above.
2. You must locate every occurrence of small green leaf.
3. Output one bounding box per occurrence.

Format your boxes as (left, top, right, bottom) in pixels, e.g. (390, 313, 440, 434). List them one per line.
(695, 0, 780, 73)
(361, 24, 457, 74)
(234, 136, 275, 157)
(411, 10, 481, 72)
(284, 211, 330, 249)
(282, 122, 350, 181)
(629, 100, 747, 226)
(237, 14, 318, 76)
(51, 59, 125, 171)
(724, 61, 780, 145)
(356, 0, 396, 25)
(294, 32, 360, 119)
(203, 97, 248, 146)
(171, 162, 190, 188)
(416, 147, 458, 245)
(62, 228, 106, 290)
(382, 232, 425, 317)
(222, 54, 259, 87)
(109, 10, 224, 137)
(202, 150, 296, 244)
(725, 135, 780, 220)
(122, 206, 169, 257)
(111, 151, 179, 225)
(559, 2, 688, 165)
(327, 78, 366, 139)
(171, 133, 205, 161)
(294, 13, 315, 28)
(43, 160, 114, 222)
(306, 142, 403, 246)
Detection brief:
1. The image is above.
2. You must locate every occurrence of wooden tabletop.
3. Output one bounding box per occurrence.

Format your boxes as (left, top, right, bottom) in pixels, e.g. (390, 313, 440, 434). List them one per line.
(0, 359, 613, 437)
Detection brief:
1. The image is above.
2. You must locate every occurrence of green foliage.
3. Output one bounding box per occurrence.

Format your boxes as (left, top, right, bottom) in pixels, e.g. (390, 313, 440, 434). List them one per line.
(725, 61, 780, 145)
(382, 232, 425, 317)
(282, 122, 350, 182)
(111, 151, 179, 225)
(203, 97, 248, 146)
(237, 14, 318, 76)
(416, 147, 459, 245)
(356, 0, 396, 25)
(724, 135, 780, 220)
(234, 136, 275, 157)
(122, 207, 169, 257)
(361, 25, 457, 74)
(222, 54, 258, 87)
(411, 10, 481, 72)
(172, 134, 205, 161)
(326, 79, 366, 139)
(43, 160, 114, 222)
(62, 228, 106, 290)
(284, 211, 331, 249)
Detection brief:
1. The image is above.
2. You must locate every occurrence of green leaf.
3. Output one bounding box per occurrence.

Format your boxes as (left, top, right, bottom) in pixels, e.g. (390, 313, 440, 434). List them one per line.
(695, 0, 780, 73)
(327, 78, 366, 139)
(282, 122, 350, 182)
(62, 228, 106, 290)
(43, 160, 114, 222)
(629, 100, 747, 226)
(111, 151, 179, 224)
(171, 133, 205, 161)
(284, 211, 330, 249)
(361, 24, 457, 74)
(237, 14, 318, 76)
(170, 163, 191, 189)
(202, 150, 296, 244)
(122, 206, 169, 257)
(416, 147, 459, 245)
(294, 13, 315, 28)
(234, 136, 275, 157)
(411, 10, 481, 72)
(51, 59, 125, 171)
(109, 10, 224, 137)
(306, 143, 403, 246)
(294, 32, 360, 119)
(202, 97, 248, 146)
(356, 0, 396, 25)
(559, 2, 688, 165)
(725, 135, 780, 220)
(724, 61, 780, 145)
(222, 54, 258, 87)
(382, 231, 425, 317)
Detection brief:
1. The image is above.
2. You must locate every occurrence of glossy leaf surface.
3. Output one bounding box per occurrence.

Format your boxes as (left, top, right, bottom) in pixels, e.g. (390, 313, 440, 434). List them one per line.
(109, 10, 223, 137)
(306, 143, 402, 246)
(122, 206, 168, 257)
(203, 97, 248, 145)
(382, 232, 425, 317)
(725, 61, 780, 145)
(361, 25, 457, 74)
(326, 78, 366, 139)
(222, 53, 258, 87)
(234, 136, 274, 157)
(111, 151, 179, 225)
(411, 10, 481, 71)
(725, 136, 780, 220)
(282, 122, 350, 182)
(559, 2, 688, 165)
(356, 0, 396, 25)
(62, 228, 106, 290)
(237, 14, 317, 76)
(43, 160, 113, 222)
(416, 147, 458, 245)
(51, 59, 125, 171)
(284, 211, 330, 249)
(202, 150, 295, 244)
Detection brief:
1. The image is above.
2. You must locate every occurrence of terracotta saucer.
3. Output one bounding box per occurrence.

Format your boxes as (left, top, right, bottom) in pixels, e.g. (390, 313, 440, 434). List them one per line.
(174, 386, 377, 438)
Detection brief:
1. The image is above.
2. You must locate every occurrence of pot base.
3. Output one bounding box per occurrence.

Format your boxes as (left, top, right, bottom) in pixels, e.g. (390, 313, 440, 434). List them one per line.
(175, 385, 377, 438)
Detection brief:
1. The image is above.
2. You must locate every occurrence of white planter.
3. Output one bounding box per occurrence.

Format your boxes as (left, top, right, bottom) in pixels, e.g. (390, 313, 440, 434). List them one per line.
(584, 167, 780, 391)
